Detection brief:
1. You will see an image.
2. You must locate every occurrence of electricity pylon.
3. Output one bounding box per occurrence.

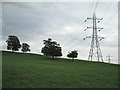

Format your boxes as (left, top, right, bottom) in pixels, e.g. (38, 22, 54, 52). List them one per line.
(83, 12, 104, 62)
(106, 55, 112, 63)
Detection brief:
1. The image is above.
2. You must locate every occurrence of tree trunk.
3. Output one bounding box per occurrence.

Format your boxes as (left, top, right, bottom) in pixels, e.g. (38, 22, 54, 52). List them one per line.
(72, 58, 74, 61)
(52, 56, 54, 59)
(12, 49, 14, 52)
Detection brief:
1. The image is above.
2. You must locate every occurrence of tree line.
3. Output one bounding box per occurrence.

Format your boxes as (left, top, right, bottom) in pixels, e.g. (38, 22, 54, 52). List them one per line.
(6, 35, 78, 60)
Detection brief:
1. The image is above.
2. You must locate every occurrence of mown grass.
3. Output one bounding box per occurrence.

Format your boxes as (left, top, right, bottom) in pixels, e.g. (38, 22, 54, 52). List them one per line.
(2, 51, 118, 88)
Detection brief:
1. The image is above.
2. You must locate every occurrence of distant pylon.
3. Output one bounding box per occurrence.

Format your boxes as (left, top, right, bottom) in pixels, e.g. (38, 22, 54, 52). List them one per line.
(83, 12, 105, 62)
(106, 55, 112, 63)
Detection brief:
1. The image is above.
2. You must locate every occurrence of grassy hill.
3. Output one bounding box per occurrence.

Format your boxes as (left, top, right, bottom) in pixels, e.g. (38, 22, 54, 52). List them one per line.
(2, 51, 118, 88)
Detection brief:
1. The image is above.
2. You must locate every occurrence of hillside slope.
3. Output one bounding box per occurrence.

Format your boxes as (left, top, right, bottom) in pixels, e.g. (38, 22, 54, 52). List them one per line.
(2, 51, 118, 88)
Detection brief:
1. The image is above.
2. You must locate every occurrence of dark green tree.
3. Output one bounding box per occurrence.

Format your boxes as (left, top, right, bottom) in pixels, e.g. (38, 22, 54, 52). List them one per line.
(6, 35, 21, 52)
(67, 50, 78, 60)
(41, 38, 62, 59)
(21, 43, 30, 53)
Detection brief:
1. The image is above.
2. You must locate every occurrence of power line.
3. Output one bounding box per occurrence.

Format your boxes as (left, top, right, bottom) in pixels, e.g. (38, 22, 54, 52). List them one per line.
(94, 0, 99, 12)
(89, 1, 95, 16)
(87, 1, 91, 17)
(73, 1, 117, 50)
(101, 2, 113, 19)
(102, 10, 118, 28)
(98, 1, 118, 30)
(88, 0, 93, 16)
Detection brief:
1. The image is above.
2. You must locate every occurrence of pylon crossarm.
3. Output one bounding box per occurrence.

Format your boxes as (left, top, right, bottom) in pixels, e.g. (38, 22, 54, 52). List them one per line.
(84, 27, 103, 31)
(96, 17, 103, 20)
(86, 36, 92, 38)
(84, 26, 93, 31)
(83, 36, 92, 40)
(98, 37, 105, 39)
(97, 27, 103, 29)
(87, 26, 93, 29)
(87, 17, 93, 20)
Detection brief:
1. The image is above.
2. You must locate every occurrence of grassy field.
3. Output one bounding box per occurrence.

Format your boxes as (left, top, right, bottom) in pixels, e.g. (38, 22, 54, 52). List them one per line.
(2, 51, 118, 88)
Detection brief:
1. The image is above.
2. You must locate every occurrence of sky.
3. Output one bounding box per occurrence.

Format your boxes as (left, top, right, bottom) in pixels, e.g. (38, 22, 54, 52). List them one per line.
(1, 1, 119, 64)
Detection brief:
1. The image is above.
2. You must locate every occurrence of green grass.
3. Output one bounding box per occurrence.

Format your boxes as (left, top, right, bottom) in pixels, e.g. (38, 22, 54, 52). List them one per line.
(2, 51, 118, 88)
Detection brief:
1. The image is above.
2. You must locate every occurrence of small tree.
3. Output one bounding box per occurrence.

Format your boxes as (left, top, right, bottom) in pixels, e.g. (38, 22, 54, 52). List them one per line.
(21, 43, 30, 53)
(41, 38, 62, 59)
(6, 35, 21, 52)
(67, 50, 78, 60)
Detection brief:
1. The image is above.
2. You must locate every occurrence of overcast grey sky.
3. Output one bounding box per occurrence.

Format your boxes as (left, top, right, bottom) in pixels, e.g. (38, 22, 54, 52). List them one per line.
(1, 1, 118, 64)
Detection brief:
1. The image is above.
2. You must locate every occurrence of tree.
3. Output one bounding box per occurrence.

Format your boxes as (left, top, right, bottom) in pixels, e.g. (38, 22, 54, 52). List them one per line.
(41, 38, 62, 59)
(21, 43, 30, 53)
(67, 50, 78, 60)
(6, 35, 21, 52)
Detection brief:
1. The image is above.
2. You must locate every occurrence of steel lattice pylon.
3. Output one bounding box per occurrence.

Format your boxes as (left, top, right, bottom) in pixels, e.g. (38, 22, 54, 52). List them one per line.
(84, 12, 104, 62)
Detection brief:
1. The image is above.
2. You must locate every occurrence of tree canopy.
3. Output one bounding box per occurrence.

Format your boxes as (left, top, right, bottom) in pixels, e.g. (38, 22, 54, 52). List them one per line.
(67, 50, 78, 60)
(6, 35, 21, 52)
(21, 43, 30, 53)
(41, 38, 62, 58)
